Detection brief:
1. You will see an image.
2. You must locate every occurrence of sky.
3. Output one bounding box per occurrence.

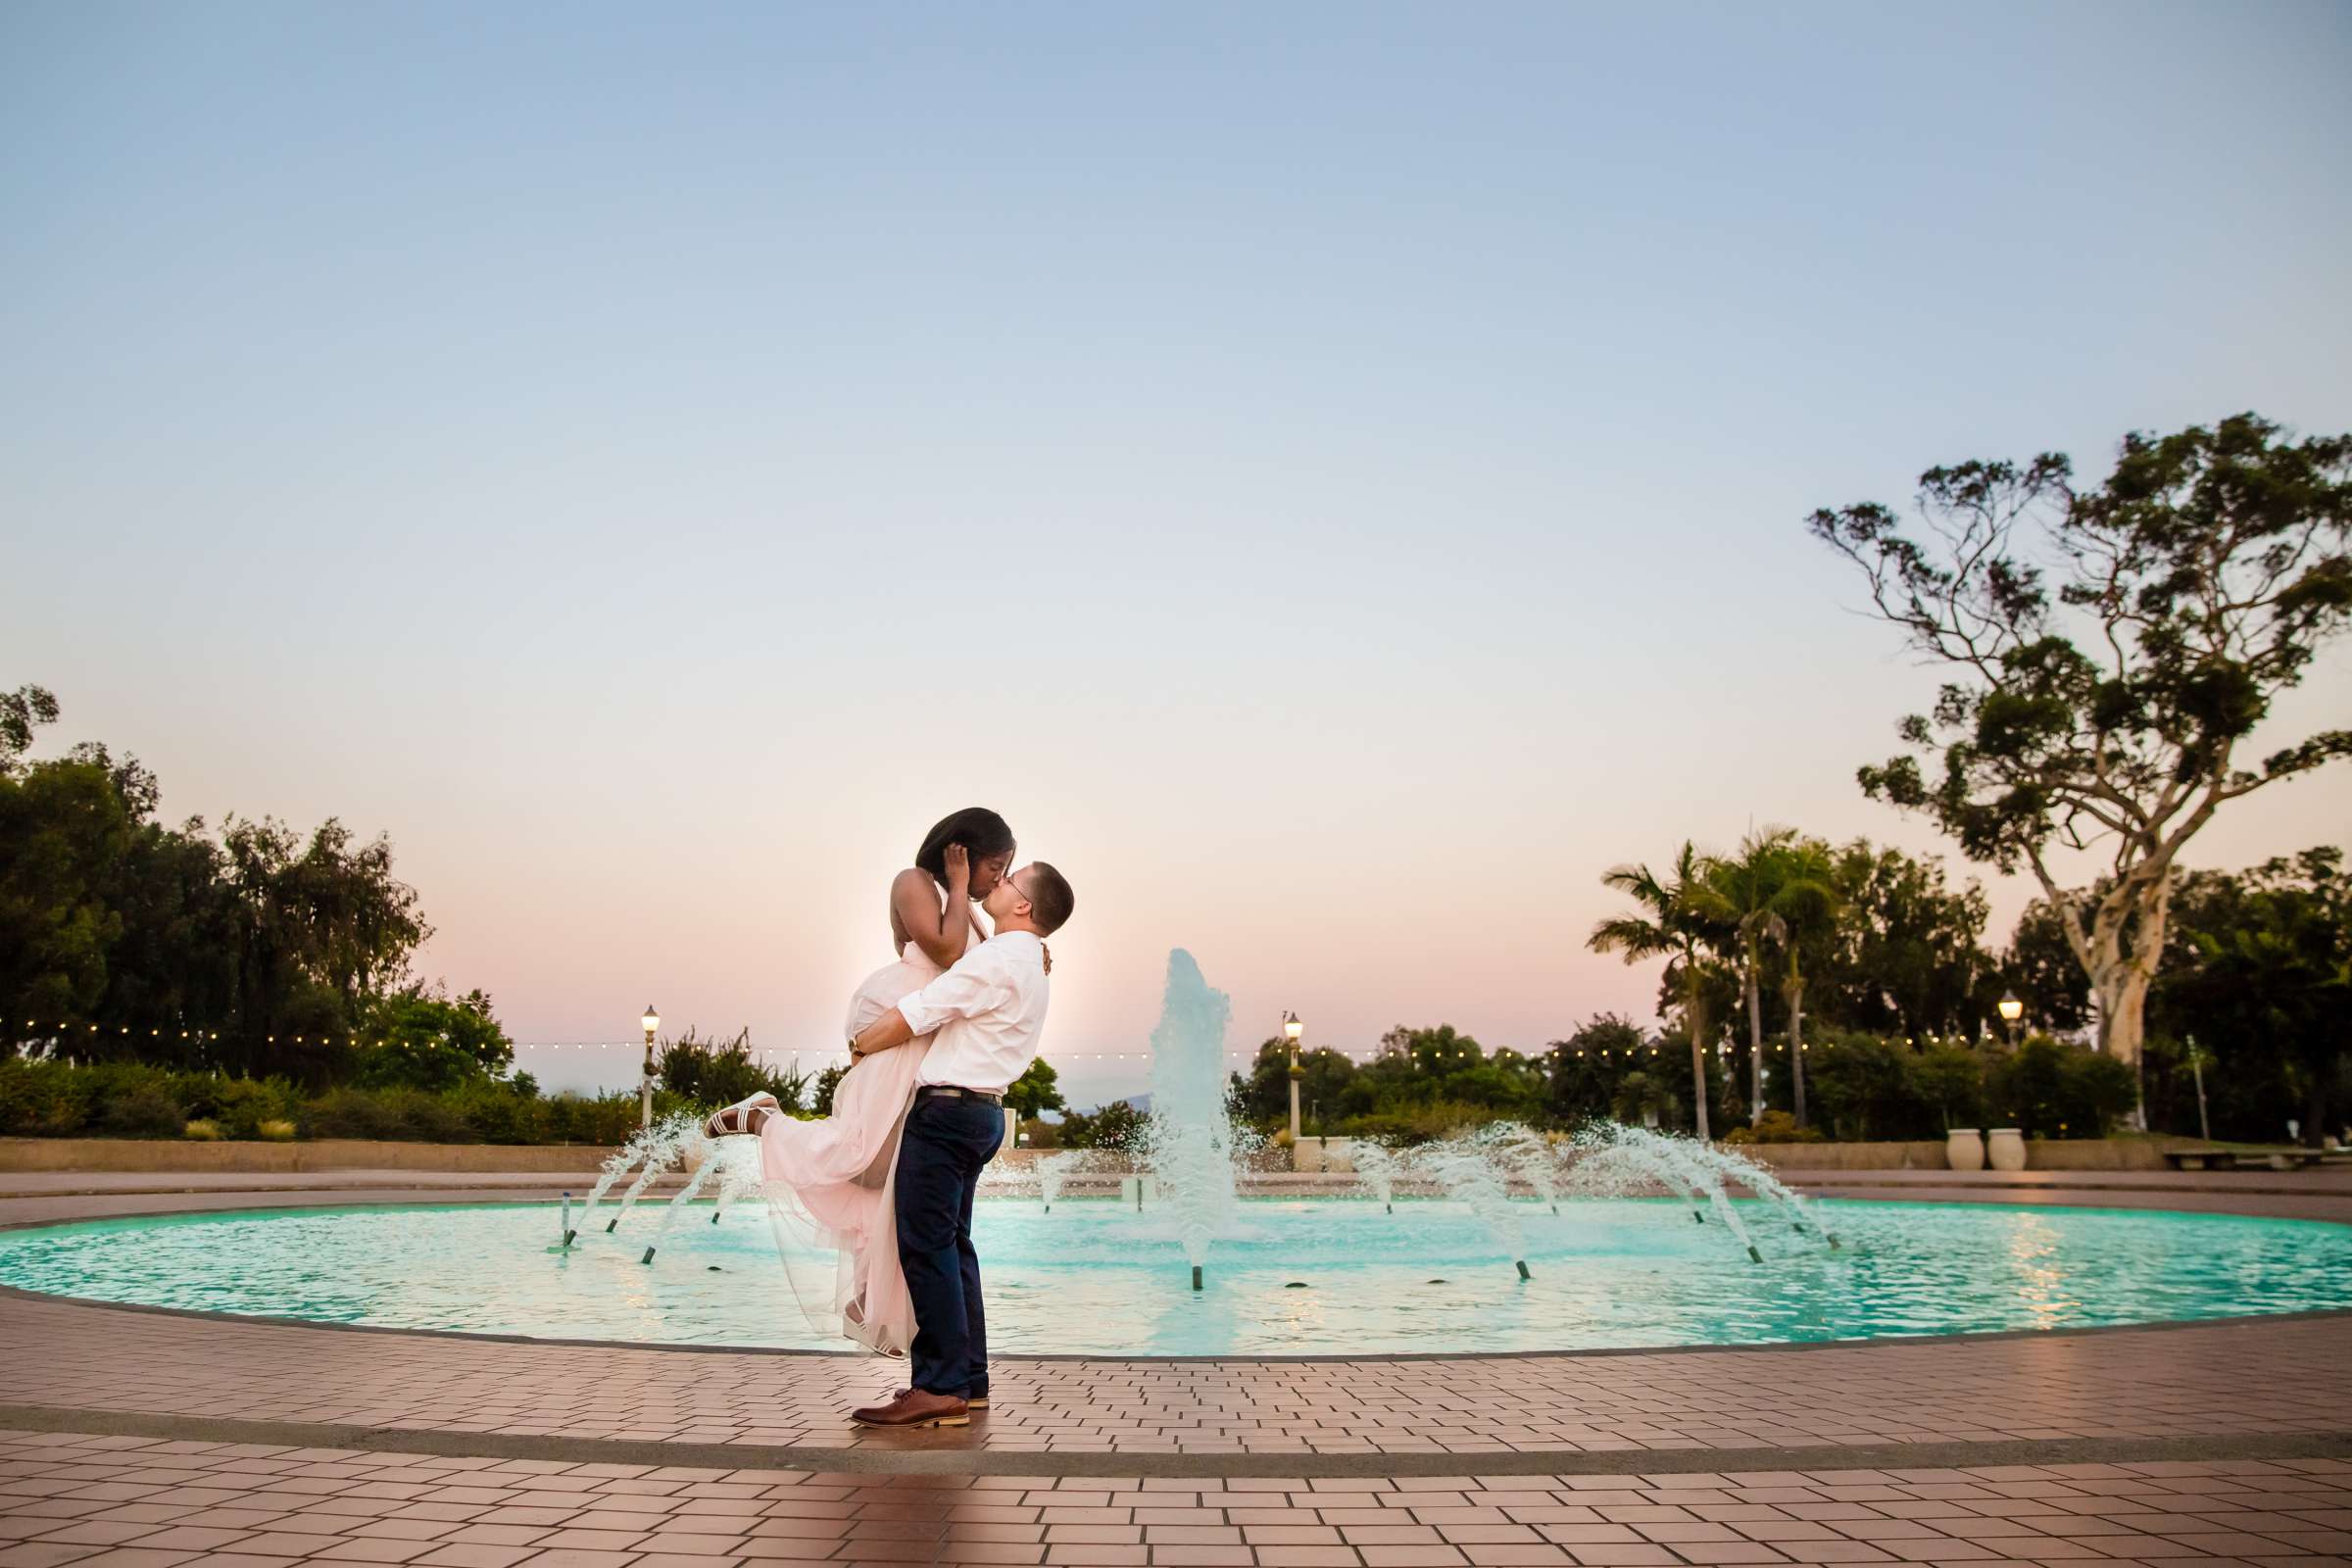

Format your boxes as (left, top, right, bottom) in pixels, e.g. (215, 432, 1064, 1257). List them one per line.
(4, 2, 2349, 1103)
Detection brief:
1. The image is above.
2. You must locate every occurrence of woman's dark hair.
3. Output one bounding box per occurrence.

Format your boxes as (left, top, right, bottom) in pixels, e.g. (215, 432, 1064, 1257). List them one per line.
(913, 808, 1016, 887)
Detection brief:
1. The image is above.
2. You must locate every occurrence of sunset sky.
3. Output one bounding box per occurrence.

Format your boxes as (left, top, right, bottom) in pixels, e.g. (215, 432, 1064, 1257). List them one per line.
(6, 3, 2348, 1102)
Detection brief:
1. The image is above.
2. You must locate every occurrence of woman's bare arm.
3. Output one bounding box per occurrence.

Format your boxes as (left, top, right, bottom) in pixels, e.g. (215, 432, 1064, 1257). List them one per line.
(892, 850, 969, 969)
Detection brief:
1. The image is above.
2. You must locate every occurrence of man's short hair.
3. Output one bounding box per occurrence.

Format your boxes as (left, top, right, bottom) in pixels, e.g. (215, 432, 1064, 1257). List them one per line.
(1023, 861, 1075, 936)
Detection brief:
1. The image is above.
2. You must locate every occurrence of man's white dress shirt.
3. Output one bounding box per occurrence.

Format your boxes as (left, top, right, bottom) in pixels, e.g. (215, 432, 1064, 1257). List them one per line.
(894, 930, 1051, 1094)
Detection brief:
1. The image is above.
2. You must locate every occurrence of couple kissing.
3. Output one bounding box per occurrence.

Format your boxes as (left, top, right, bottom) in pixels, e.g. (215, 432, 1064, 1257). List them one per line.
(703, 808, 1074, 1428)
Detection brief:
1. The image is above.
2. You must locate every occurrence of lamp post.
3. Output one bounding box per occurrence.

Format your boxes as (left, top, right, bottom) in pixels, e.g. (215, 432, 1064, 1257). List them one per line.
(1998, 991, 2024, 1049)
(1282, 1011, 1303, 1146)
(640, 1004, 661, 1128)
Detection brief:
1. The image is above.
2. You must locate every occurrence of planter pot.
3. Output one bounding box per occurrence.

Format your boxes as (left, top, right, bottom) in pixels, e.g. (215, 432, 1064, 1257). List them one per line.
(1985, 1128, 2028, 1172)
(1945, 1129, 1985, 1172)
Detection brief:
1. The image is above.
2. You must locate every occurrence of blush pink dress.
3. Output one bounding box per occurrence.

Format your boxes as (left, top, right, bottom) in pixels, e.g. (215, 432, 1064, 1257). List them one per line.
(757, 891, 979, 1357)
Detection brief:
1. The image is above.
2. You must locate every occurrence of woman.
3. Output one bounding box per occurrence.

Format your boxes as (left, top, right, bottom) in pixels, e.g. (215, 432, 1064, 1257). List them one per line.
(705, 808, 1015, 1356)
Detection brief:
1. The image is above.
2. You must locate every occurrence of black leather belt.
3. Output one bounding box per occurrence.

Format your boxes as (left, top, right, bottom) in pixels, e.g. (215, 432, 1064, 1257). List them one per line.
(918, 1085, 1004, 1106)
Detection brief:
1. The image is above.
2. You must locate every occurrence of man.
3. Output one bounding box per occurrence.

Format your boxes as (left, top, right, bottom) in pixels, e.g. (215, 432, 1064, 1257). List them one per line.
(845, 859, 1076, 1428)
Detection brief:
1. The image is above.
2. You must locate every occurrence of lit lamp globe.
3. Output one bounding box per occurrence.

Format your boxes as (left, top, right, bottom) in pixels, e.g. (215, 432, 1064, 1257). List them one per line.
(1997, 991, 2024, 1045)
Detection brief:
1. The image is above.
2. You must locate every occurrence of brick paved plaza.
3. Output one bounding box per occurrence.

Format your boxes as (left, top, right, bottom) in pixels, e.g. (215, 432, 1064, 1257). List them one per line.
(2, 1174, 2347, 1566)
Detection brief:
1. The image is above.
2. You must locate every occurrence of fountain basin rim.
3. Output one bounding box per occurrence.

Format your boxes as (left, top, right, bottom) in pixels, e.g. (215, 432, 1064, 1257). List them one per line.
(6, 1191, 2350, 1362)
(2, 1276, 2346, 1363)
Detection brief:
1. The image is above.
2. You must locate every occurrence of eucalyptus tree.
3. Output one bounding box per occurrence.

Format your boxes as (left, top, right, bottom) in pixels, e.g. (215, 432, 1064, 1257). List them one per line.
(1810, 414, 2351, 1072)
(1590, 843, 1727, 1142)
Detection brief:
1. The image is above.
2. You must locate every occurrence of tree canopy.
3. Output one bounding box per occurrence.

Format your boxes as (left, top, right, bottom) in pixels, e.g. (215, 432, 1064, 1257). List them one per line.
(1810, 414, 2351, 1069)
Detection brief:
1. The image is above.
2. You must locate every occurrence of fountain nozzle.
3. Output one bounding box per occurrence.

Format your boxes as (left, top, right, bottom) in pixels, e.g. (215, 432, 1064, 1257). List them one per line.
(641, 1246, 657, 1264)
(1515, 1259, 1532, 1281)
(1691, 1210, 1705, 1224)
(1191, 1264, 1202, 1291)
(562, 1230, 576, 1248)
(1745, 1244, 1764, 1264)
(606, 1218, 618, 1233)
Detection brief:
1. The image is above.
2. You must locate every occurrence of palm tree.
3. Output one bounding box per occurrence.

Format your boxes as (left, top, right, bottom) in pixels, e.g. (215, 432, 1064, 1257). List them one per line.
(1692, 828, 1842, 1128)
(1590, 843, 1725, 1142)
(1691, 829, 1796, 1127)
(1766, 837, 1841, 1129)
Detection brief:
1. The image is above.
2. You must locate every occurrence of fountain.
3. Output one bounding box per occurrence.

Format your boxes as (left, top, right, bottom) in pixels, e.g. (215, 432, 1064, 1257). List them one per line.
(571, 1135, 654, 1243)
(1148, 950, 1238, 1291)
(1485, 1124, 1563, 1213)
(1568, 1124, 1766, 1262)
(1680, 1140, 1841, 1250)
(1350, 1141, 1401, 1213)
(608, 1114, 701, 1233)
(710, 1143, 762, 1224)
(1409, 1135, 1532, 1280)
(642, 1139, 724, 1264)
(1037, 1150, 1080, 1213)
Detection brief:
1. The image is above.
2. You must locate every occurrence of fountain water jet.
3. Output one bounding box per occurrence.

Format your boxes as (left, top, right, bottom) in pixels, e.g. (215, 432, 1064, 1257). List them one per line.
(573, 1134, 657, 1242)
(710, 1143, 763, 1224)
(1037, 1151, 1080, 1213)
(1350, 1142, 1402, 1213)
(1680, 1140, 1841, 1250)
(608, 1115, 700, 1233)
(1147, 950, 1237, 1290)
(643, 1141, 723, 1264)
(1409, 1136, 1531, 1281)
(1486, 1124, 1563, 1213)
(1568, 1125, 1766, 1263)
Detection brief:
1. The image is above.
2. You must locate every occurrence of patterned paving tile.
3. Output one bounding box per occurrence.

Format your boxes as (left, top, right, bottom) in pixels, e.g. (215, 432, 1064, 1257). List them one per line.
(6, 1282, 2349, 1458)
(4, 1434, 2347, 1567)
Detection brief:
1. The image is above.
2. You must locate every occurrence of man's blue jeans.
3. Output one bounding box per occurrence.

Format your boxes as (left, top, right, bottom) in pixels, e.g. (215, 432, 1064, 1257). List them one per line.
(893, 1093, 1004, 1397)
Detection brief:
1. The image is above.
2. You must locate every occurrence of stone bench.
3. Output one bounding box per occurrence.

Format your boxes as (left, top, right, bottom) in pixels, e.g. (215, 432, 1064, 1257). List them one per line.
(2164, 1147, 2326, 1171)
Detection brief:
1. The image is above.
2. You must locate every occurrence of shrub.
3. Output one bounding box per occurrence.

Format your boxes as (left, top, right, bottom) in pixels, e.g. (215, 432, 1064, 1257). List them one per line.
(258, 1118, 296, 1142)
(0, 1058, 97, 1136)
(1912, 1045, 1988, 1131)
(181, 1118, 222, 1141)
(445, 1082, 550, 1145)
(659, 1030, 806, 1112)
(97, 1080, 185, 1139)
(1807, 1033, 1936, 1141)
(300, 1087, 405, 1141)
(1987, 1037, 2142, 1138)
(1723, 1110, 1826, 1145)
(205, 1077, 298, 1140)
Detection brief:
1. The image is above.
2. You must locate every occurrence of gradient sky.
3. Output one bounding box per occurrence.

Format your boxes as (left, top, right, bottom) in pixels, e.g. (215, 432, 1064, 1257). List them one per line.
(5, 3, 2348, 1102)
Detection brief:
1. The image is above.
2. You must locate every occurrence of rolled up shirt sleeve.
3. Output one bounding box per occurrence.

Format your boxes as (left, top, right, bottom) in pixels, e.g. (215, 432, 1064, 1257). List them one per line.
(896, 955, 1008, 1038)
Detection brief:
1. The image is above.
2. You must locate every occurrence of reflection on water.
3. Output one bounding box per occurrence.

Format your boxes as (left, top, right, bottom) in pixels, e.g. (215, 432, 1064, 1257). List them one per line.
(2000, 1211, 2077, 1328)
(0, 1198, 2344, 1357)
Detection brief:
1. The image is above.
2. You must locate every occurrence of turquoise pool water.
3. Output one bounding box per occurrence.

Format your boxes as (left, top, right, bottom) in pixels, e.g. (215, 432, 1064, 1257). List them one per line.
(1, 1198, 2344, 1355)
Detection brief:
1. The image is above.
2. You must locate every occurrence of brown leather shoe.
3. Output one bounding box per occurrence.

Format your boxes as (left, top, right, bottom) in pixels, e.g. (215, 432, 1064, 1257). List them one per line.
(894, 1386, 988, 1410)
(852, 1388, 969, 1428)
